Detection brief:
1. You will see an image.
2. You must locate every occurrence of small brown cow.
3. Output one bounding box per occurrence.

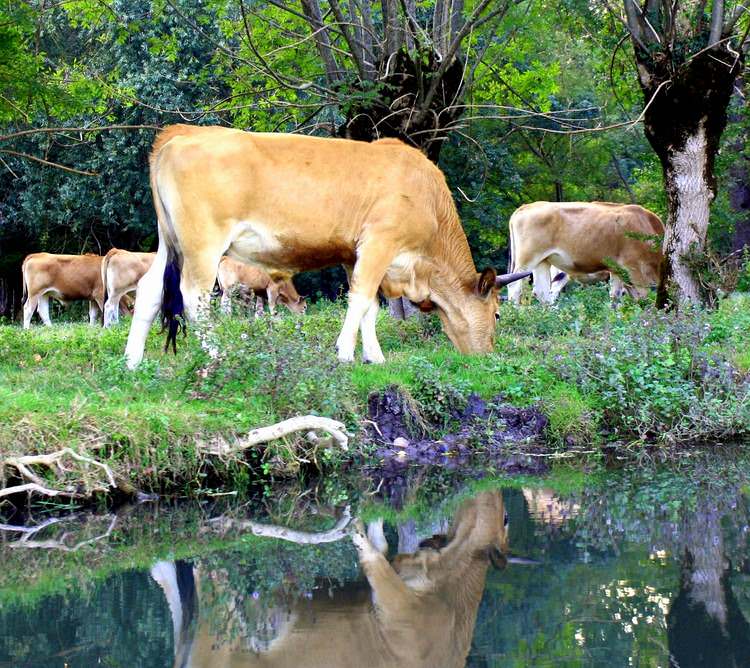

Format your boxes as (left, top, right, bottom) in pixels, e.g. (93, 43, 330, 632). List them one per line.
(217, 256, 305, 316)
(101, 248, 156, 327)
(22, 253, 109, 328)
(507, 201, 664, 304)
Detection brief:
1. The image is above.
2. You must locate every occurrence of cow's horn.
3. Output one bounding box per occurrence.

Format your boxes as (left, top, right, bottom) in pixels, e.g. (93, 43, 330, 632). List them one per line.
(495, 270, 532, 287)
(506, 555, 541, 566)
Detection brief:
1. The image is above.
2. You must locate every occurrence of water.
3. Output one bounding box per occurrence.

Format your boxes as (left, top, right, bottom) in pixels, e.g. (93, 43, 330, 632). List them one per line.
(1, 473, 749, 667)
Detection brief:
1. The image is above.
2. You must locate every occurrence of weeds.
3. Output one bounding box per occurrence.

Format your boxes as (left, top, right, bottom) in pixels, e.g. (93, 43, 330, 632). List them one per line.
(0, 291, 748, 505)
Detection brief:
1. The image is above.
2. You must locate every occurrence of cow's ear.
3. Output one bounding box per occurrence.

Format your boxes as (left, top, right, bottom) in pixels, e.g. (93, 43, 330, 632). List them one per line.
(476, 268, 497, 298)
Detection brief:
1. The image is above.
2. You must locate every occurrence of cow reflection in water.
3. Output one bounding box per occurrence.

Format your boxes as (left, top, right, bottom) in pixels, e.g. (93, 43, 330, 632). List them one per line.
(152, 491, 509, 668)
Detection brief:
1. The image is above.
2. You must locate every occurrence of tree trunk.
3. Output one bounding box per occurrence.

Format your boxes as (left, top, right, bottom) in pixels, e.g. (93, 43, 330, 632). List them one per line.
(635, 49, 742, 307)
(659, 123, 715, 304)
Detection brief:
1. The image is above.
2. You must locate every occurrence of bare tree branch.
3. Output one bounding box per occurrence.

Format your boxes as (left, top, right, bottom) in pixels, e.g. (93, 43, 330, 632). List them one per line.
(300, 0, 344, 83)
(710, 0, 725, 45)
(0, 150, 97, 176)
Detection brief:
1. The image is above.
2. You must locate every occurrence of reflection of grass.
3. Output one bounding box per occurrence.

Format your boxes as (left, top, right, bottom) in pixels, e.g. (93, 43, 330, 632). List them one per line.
(1, 291, 748, 501)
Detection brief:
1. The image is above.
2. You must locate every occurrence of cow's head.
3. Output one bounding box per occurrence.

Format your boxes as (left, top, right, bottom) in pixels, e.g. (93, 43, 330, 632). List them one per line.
(434, 268, 498, 354)
(435, 269, 531, 354)
(389, 491, 510, 593)
(272, 280, 307, 314)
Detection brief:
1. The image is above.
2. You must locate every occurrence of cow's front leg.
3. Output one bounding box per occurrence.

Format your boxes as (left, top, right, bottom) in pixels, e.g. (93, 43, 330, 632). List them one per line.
(360, 299, 384, 363)
(336, 293, 373, 362)
(337, 241, 393, 363)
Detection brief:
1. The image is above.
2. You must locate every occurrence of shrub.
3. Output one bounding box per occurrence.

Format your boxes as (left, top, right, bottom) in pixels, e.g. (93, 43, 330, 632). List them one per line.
(556, 307, 749, 444)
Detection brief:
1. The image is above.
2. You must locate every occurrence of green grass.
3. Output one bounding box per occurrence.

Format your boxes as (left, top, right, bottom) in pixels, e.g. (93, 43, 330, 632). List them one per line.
(1, 289, 748, 500)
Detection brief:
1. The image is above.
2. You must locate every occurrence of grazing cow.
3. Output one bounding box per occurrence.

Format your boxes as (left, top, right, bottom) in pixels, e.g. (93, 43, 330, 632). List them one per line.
(22, 252, 108, 328)
(101, 248, 156, 327)
(507, 201, 663, 304)
(152, 491, 512, 668)
(124, 125, 529, 368)
(217, 256, 306, 316)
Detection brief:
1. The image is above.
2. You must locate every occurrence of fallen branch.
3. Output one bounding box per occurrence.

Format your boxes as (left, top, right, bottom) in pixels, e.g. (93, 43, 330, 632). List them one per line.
(1, 448, 117, 500)
(204, 415, 350, 455)
(209, 506, 352, 544)
(7, 515, 118, 551)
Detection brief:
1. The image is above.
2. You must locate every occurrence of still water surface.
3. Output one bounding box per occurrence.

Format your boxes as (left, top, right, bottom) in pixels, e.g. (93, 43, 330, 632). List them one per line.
(1, 474, 749, 667)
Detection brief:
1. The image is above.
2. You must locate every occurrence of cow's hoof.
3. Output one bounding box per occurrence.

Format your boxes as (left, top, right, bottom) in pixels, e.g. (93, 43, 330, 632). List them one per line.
(336, 341, 355, 362)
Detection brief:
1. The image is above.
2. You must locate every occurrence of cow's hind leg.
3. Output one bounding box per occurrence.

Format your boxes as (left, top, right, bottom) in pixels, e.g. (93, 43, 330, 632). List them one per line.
(125, 246, 168, 368)
(180, 250, 225, 359)
(23, 294, 39, 328)
(89, 300, 103, 325)
(103, 290, 122, 327)
(507, 269, 531, 304)
(336, 241, 393, 363)
(37, 294, 52, 326)
(532, 261, 553, 305)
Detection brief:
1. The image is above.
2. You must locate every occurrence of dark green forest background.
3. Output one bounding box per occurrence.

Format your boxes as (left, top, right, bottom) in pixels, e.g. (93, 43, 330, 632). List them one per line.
(2, 0, 749, 317)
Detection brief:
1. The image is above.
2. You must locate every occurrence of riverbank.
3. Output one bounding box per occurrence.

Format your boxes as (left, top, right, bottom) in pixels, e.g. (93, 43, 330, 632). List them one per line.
(1, 288, 748, 507)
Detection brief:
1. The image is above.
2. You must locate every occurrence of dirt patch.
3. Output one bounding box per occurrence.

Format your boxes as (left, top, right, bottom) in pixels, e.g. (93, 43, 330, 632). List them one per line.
(365, 387, 550, 485)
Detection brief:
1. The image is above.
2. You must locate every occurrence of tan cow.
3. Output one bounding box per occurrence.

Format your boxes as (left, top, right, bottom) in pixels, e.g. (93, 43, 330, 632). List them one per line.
(101, 248, 156, 327)
(507, 201, 663, 304)
(217, 256, 306, 316)
(124, 125, 529, 368)
(22, 252, 108, 328)
(151, 491, 510, 668)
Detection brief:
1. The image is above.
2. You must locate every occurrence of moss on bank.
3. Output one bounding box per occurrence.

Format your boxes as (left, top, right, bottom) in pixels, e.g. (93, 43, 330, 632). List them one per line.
(0, 288, 748, 502)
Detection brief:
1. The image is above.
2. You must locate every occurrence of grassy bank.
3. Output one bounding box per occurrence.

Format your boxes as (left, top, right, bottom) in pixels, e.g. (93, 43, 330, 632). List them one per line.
(1, 288, 748, 502)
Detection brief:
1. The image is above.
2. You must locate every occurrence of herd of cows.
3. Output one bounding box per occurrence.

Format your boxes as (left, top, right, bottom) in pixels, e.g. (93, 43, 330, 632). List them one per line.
(21, 251, 305, 329)
(19, 124, 664, 366)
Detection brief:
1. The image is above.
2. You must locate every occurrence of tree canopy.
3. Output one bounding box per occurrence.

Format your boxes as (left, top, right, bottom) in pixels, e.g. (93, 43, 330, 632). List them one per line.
(1, 0, 749, 315)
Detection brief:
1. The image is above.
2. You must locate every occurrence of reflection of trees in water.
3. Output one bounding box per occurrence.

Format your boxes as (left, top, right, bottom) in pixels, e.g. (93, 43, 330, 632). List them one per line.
(470, 481, 750, 666)
(667, 501, 750, 668)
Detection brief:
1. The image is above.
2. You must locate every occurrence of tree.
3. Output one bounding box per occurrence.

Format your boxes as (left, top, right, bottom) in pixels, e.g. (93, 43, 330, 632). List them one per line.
(615, 1, 749, 306)
(226, 0, 528, 161)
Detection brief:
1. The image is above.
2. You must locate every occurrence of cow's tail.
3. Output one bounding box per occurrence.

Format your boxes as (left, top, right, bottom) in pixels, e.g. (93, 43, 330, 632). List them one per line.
(21, 258, 28, 305)
(150, 180, 184, 354)
(507, 212, 517, 273)
(160, 247, 185, 354)
(100, 249, 114, 306)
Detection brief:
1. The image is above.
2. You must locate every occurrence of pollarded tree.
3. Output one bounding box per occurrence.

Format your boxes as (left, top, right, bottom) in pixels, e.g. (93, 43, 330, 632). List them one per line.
(614, 0, 749, 306)
(223, 0, 528, 161)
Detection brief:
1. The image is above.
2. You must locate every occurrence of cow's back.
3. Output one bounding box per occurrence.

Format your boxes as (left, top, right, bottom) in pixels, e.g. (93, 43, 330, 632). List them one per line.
(24, 253, 104, 301)
(107, 250, 155, 290)
(151, 127, 450, 274)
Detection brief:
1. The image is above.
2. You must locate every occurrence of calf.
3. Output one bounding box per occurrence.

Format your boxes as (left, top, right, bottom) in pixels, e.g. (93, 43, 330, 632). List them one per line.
(217, 256, 305, 315)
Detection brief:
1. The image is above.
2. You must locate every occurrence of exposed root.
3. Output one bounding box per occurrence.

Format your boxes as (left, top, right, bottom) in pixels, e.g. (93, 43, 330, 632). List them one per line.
(209, 506, 352, 544)
(1, 447, 117, 501)
(4, 514, 118, 551)
(203, 415, 350, 456)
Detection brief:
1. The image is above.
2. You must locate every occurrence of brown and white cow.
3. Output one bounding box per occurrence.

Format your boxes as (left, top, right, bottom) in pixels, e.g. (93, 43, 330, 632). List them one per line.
(151, 491, 511, 668)
(507, 201, 664, 304)
(124, 125, 529, 368)
(22, 252, 107, 328)
(101, 248, 156, 327)
(217, 256, 306, 316)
